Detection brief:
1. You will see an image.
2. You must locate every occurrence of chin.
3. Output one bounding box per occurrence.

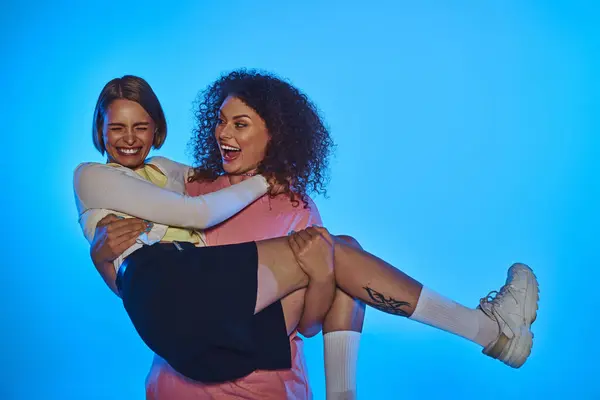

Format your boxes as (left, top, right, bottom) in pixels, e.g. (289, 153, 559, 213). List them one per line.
(222, 163, 240, 174)
(112, 156, 145, 169)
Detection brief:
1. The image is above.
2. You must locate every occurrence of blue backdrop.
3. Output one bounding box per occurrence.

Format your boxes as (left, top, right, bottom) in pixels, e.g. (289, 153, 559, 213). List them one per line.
(2, 1, 598, 398)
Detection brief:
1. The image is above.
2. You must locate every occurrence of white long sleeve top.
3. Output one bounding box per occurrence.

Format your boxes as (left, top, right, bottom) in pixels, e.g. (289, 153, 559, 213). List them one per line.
(73, 156, 269, 271)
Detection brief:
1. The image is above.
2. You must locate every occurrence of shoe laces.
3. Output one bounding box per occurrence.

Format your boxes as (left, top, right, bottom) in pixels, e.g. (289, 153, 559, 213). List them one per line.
(480, 283, 518, 310)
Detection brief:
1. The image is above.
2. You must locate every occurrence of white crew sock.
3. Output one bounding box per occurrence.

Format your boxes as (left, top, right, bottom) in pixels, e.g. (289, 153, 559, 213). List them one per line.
(409, 286, 499, 347)
(323, 330, 361, 400)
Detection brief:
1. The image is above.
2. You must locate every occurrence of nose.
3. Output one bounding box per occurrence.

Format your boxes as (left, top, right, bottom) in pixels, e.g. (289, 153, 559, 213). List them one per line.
(123, 127, 136, 145)
(218, 123, 233, 140)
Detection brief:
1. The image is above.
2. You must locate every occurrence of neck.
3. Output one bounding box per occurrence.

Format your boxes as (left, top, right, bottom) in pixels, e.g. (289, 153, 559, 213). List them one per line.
(228, 170, 258, 185)
(228, 174, 243, 185)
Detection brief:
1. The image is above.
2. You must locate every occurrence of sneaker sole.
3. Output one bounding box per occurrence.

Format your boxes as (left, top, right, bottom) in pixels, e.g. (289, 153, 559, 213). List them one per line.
(507, 326, 534, 367)
(507, 263, 539, 368)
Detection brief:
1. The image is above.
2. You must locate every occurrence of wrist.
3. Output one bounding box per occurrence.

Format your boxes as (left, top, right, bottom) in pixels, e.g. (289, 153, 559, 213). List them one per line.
(308, 271, 335, 285)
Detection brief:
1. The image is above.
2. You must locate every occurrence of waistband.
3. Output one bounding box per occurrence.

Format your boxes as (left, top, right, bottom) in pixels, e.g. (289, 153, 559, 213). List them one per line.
(115, 241, 196, 296)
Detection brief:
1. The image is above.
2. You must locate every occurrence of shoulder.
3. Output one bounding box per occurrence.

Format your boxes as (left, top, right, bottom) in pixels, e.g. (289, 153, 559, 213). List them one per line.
(72, 163, 126, 207)
(300, 195, 323, 224)
(74, 161, 130, 174)
(73, 162, 137, 199)
(147, 156, 190, 176)
(73, 162, 120, 181)
(186, 175, 228, 196)
(273, 193, 323, 223)
(282, 194, 323, 229)
(74, 161, 102, 175)
(147, 157, 191, 193)
(147, 155, 183, 168)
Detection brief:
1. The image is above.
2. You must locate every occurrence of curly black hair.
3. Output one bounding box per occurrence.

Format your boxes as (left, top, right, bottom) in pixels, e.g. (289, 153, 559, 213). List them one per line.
(188, 69, 335, 207)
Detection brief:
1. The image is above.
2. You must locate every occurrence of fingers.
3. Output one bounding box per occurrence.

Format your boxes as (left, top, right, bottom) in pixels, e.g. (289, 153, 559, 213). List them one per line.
(117, 229, 144, 245)
(97, 214, 120, 227)
(305, 226, 333, 245)
(289, 231, 306, 251)
(102, 227, 144, 260)
(312, 226, 333, 244)
(113, 235, 140, 256)
(105, 218, 149, 238)
(288, 227, 334, 257)
(296, 230, 312, 244)
(287, 234, 300, 254)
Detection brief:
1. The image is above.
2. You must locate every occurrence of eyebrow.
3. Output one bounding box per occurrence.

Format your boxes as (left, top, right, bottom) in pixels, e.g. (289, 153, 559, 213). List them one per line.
(107, 122, 150, 127)
(219, 111, 252, 120)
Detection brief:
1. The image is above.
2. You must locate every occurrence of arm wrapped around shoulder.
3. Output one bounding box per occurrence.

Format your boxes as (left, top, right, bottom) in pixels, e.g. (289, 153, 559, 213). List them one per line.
(73, 163, 270, 229)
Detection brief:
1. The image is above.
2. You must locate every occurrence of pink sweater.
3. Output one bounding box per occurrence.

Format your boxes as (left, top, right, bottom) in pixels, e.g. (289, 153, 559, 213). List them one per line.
(145, 175, 322, 400)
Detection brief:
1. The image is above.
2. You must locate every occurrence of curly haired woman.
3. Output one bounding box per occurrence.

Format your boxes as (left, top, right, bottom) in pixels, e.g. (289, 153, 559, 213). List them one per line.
(159, 70, 364, 399)
(82, 71, 539, 400)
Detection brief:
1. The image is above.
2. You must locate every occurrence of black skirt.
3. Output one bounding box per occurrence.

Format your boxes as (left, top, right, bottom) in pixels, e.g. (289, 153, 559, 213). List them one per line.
(116, 241, 291, 383)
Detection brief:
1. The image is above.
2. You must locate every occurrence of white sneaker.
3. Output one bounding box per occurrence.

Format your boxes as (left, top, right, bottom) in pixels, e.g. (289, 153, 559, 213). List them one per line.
(479, 263, 539, 368)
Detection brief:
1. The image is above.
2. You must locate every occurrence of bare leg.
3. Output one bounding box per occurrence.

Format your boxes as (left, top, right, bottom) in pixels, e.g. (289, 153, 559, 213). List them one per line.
(332, 234, 423, 315)
(323, 235, 366, 334)
(278, 235, 366, 336)
(280, 289, 306, 335)
(255, 228, 538, 369)
(255, 237, 310, 313)
(323, 289, 365, 332)
(255, 235, 422, 316)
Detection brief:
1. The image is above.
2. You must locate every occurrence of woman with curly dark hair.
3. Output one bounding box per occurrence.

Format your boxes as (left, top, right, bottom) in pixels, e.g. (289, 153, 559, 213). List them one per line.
(85, 71, 539, 400)
(179, 70, 366, 399)
(189, 69, 333, 207)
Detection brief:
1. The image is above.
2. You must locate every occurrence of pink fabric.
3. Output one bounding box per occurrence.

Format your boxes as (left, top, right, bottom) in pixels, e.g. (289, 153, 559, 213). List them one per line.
(145, 176, 322, 400)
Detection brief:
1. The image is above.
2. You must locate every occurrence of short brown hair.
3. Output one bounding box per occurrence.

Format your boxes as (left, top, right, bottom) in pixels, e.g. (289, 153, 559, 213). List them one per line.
(92, 75, 167, 154)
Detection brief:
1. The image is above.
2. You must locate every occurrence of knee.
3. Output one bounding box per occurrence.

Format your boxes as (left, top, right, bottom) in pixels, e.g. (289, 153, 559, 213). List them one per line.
(336, 234, 362, 249)
(323, 289, 366, 333)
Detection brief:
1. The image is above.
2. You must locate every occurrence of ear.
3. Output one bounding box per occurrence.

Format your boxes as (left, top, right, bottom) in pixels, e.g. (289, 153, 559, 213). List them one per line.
(152, 128, 161, 148)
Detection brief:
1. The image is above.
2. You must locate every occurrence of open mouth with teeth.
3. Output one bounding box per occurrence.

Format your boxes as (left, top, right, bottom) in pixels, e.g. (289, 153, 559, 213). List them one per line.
(117, 147, 142, 156)
(221, 144, 241, 162)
